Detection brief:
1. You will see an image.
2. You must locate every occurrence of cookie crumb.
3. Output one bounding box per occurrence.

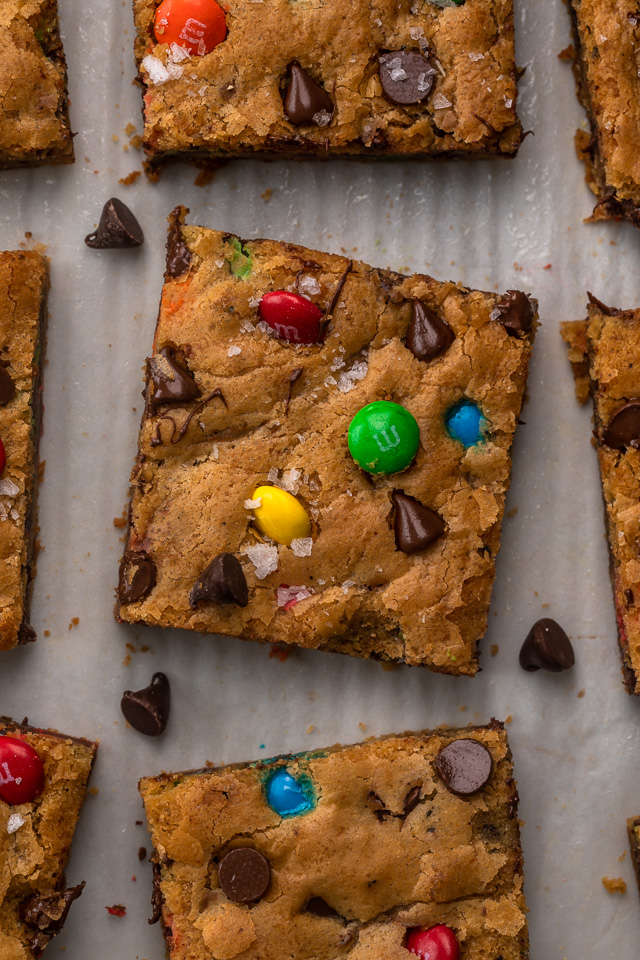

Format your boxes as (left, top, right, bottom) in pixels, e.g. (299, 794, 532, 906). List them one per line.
(601, 876, 627, 894)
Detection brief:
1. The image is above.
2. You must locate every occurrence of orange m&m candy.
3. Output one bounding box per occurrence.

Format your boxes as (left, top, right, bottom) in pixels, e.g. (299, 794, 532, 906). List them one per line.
(154, 0, 227, 56)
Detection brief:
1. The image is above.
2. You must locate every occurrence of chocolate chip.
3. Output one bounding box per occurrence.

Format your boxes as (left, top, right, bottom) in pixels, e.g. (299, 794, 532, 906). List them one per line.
(283, 62, 334, 126)
(434, 739, 493, 796)
(602, 400, 640, 450)
(148, 346, 201, 407)
(189, 553, 248, 609)
(218, 848, 271, 903)
(379, 50, 435, 105)
(138, 846, 147, 861)
(492, 290, 534, 337)
(121, 672, 171, 736)
(85, 198, 144, 249)
(392, 491, 445, 554)
(305, 897, 342, 918)
(166, 210, 192, 278)
(403, 785, 422, 815)
(20, 882, 85, 950)
(0, 365, 15, 406)
(118, 552, 157, 603)
(519, 618, 575, 672)
(407, 300, 455, 361)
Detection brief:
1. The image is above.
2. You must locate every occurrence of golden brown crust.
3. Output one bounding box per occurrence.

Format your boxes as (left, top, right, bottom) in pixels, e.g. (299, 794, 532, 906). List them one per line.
(133, 0, 522, 170)
(0, 251, 48, 652)
(560, 319, 590, 404)
(139, 724, 528, 960)
(0, 716, 97, 960)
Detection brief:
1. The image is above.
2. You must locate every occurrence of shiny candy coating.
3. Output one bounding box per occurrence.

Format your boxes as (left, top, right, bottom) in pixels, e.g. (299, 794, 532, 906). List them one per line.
(445, 399, 485, 447)
(406, 924, 460, 960)
(251, 485, 311, 545)
(153, 0, 227, 56)
(265, 768, 314, 817)
(0, 736, 45, 805)
(348, 401, 420, 475)
(258, 291, 323, 344)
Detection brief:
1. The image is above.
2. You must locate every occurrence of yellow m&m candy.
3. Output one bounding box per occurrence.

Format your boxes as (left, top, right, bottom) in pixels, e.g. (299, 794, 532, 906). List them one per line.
(251, 486, 311, 546)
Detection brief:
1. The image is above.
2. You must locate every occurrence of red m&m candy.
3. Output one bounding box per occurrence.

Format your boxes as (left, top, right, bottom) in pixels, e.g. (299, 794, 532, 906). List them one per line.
(154, 0, 227, 56)
(0, 736, 45, 805)
(258, 291, 323, 344)
(0, 437, 5, 476)
(406, 925, 460, 960)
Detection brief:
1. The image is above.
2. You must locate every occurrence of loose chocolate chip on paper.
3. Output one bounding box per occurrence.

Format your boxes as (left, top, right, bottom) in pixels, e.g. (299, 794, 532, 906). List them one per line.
(492, 290, 534, 337)
(189, 553, 249, 609)
(85, 198, 144, 249)
(218, 848, 271, 903)
(435, 739, 493, 796)
(283, 62, 334, 126)
(0, 365, 15, 406)
(121, 672, 171, 736)
(392, 491, 445, 554)
(602, 400, 640, 450)
(148, 346, 201, 407)
(379, 50, 435, 105)
(118, 552, 157, 603)
(519, 618, 575, 672)
(407, 300, 455, 361)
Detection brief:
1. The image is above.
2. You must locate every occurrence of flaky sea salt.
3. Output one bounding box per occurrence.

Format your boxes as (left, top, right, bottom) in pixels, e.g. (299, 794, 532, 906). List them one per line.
(410, 25, 424, 39)
(142, 55, 171, 85)
(244, 497, 262, 509)
(211, 444, 219, 460)
(267, 467, 280, 485)
(168, 42, 191, 63)
(341, 580, 356, 595)
(324, 374, 337, 388)
(337, 359, 368, 394)
(290, 537, 313, 557)
(468, 52, 485, 61)
(242, 543, 278, 579)
(390, 67, 408, 82)
(247, 297, 261, 310)
(277, 585, 314, 607)
(7, 813, 24, 834)
(280, 468, 302, 494)
(297, 276, 321, 297)
(256, 320, 270, 334)
(432, 92, 452, 109)
(313, 110, 332, 127)
(0, 478, 19, 497)
(215, 259, 225, 268)
(227, 345, 241, 356)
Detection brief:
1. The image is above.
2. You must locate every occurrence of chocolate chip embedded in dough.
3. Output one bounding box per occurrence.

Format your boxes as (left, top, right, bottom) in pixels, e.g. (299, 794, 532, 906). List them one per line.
(283, 62, 334, 126)
(189, 553, 249, 609)
(602, 400, 640, 450)
(407, 300, 455, 361)
(0, 365, 15, 406)
(492, 290, 534, 337)
(218, 848, 271, 903)
(148, 346, 201, 407)
(118, 552, 157, 603)
(434, 739, 493, 796)
(379, 50, 435, 105)
(392, 491, 445, 554)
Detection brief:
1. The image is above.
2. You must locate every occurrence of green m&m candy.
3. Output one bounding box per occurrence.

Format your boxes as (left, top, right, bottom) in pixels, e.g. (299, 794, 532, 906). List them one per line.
(348, 401, 420, 475)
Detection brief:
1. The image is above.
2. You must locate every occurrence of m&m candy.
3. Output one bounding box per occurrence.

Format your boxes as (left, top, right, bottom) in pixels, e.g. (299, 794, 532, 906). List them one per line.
(405, 924, 460, 960)
(265, 768, 314, 817)
(348, 401, 420, 475)
(153, 0, 227, 56)
(258, 291, 323, 344)
(0, 437, 5, 476)
(251, 485, 311, 545)
(0, 736, 45, 805)
(445, 399, 486, 447)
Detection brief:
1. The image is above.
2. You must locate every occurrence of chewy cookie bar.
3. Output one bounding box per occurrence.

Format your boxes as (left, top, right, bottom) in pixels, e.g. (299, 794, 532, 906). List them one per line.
(0, 716, 97, 959)
(0, 1, 73, 167)
(562, 298, 640, 695)
(566, 0, 640, 228)
(140, 722, 528, 960)
(628, 816, 640, 896)
(0, 251, 48, 652)
(134, 0, 523, 172)
(117, 208, 536, 675)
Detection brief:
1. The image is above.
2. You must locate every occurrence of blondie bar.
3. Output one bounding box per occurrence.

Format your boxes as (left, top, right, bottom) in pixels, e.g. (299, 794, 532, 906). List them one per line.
(117, 208, 536, 674)
(0, 251, 48, 652)
(0, 0, 74, 167)
(0, 716, 97, 959)
(134, 0, 523, 172)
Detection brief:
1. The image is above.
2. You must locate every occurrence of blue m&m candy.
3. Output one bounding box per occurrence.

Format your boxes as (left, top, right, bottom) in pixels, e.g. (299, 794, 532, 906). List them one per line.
(445, 399, 486, 447)
(265, 768, 314, 817)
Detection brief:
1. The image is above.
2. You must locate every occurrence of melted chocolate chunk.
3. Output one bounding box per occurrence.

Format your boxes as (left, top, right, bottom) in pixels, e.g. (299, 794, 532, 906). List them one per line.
(434, 739, 493, 796)
(602, 400, 640, 450)
(379, 50, 435, 105)
(148, 346, 201, 407)
(121, 672, 171, 736)
(283, 62, 334, 126)
(407, 300, 455, 361)
(21, 882, 85, 953)
(492, 290, 534, 337)
(0, 365, 15, 406)
(392, 491, 445, 554)
(218, 848, 271, 903)
(305, 897, 343, 919)
(166, 211, 192, 278)
(85, 198, 144, 249)
(118, 552, 157, 604)
(189, 553, 248, 609)
(403, 785, 422, 815)
(149, 861, 163, 925)
(519, 618, 575, 673)
(587, 291, 620, 316)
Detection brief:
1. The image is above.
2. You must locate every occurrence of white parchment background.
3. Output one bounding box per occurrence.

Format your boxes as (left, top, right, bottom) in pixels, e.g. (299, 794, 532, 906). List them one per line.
(1, 0, 640, 957)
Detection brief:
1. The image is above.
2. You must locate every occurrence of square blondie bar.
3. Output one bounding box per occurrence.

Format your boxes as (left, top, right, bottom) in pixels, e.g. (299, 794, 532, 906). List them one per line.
(562, 298, 640, 694)
(0, 716, 97, 960)
(117, 208, 536, 674)
(566, 0, 640, 228)
(134, 0, 523, 172)
(0, 251, 48, 652)
(0, 1, 74, 167)
(140, 721, 528, 960)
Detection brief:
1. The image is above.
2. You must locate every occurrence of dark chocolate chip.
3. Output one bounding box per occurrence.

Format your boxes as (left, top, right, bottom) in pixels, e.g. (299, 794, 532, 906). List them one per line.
(602, 400, 640, 450)
(218, 848, 271, 903)
(407, 300, 455, 361)
(378, 50, 435, 105)
(392, 491, 445, 554)
(138, 846, 148, 861)
(20, 882, 85, 951)
(434, 739, 493, 796)
(283, 62, 334, 126)
(0, 365, 15, 406)
(189, 553, 248, 609)
(148, 346, 201, 407)
(149, 861, 163, 925)
(519, 618, 575, 673)
(121, 672, 171, 736)
(17, 623, 37, 645)
(166, 211, 192, 278)
(492, 290, 534, 337)
(587, 291, 620, 316)
(403, 785, 422, 815)
(305, 897, 342, 918)
(367, 790, 390, 821)
(118, 552, 157, 604)
(85, 198, 144, 249)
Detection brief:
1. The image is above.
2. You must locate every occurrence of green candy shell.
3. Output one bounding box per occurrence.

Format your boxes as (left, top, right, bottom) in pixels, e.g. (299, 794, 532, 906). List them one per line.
(348, 401, 420, 475)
